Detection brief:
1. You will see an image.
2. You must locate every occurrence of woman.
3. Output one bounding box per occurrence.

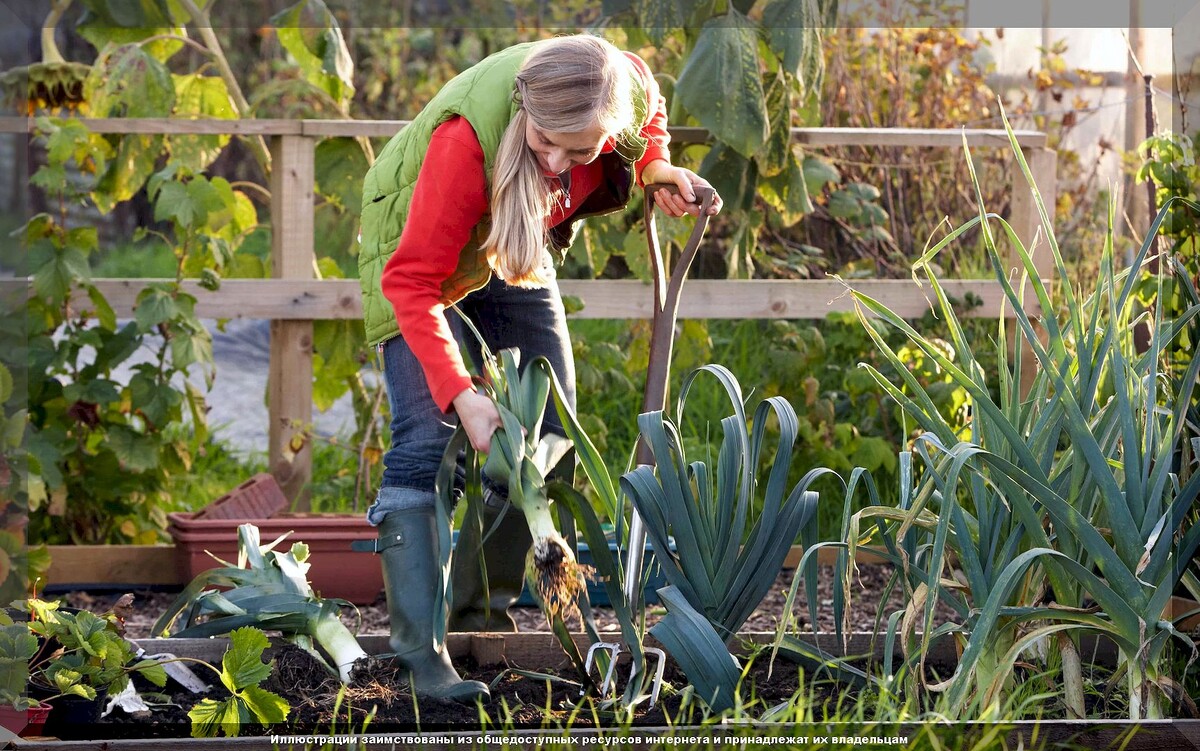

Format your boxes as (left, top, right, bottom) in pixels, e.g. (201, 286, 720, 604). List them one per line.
(358, 34, 721, 703)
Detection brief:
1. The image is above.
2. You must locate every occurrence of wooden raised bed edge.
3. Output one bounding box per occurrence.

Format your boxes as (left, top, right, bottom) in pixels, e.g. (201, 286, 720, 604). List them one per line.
(43, 545, 179, 588)
(44, 544, 888, 588)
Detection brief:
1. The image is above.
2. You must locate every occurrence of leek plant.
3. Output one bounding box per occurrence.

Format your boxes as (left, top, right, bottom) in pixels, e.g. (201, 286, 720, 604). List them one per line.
(842, 111, 1200, 719)
(620, 364, 828, 710)
(433, 328, 649, 702)
(152, 524, 369, 683)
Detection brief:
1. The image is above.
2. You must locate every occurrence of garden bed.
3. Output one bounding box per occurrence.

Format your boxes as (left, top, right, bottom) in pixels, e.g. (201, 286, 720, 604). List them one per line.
(7, 632, 1193, 750)
(58, 563, 949, 637)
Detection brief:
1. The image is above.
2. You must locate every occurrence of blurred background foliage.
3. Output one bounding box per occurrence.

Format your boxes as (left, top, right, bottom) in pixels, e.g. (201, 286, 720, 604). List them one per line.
(2, 0, 1140, 543)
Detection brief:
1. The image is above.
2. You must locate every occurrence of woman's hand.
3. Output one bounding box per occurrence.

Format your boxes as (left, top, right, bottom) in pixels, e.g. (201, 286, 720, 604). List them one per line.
(452, 388, 503, 453)
(640, 160, 723, 218)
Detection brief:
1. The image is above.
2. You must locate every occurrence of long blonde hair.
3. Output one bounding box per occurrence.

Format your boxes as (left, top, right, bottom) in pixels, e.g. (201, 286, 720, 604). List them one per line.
(483, 35, 636, 286)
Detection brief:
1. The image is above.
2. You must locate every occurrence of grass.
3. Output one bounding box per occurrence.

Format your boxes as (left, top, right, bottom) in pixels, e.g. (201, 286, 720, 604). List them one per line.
(89, 226, 272, 279)
(90, 240, 177, 278)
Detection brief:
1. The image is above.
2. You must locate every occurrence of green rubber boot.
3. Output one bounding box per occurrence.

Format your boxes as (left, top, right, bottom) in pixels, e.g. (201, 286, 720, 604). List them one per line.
(448, 491, 532, 632)
(378, 507, 490, 703)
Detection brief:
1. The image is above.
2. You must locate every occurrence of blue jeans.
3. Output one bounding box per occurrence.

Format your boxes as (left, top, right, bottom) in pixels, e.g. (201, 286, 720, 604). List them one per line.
(367, 268, 577, 525)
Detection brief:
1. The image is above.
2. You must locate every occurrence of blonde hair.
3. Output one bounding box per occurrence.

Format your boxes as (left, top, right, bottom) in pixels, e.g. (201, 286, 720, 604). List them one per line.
(483, 35, 636, 286)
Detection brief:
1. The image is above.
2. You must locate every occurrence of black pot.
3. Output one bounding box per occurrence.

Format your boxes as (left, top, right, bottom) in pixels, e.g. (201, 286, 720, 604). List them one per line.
(40, 687, 109, 740)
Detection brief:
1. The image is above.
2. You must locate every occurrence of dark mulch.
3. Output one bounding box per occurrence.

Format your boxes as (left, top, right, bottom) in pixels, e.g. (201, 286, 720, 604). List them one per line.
(43, 564, 957, 739)
(63, 564, 954, 640)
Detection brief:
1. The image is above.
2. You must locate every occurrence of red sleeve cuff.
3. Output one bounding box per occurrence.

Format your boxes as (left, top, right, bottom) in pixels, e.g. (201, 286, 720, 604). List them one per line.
(431, 374, 474, 414)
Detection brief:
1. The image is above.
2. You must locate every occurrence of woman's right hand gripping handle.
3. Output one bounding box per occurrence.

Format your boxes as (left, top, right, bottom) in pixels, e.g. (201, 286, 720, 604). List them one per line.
(452, 388, 503, 454)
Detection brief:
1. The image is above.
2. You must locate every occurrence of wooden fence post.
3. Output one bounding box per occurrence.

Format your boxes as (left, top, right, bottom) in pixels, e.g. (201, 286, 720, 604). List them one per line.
(268, 134, 315, 508)
(1009, 146, 1058, 394)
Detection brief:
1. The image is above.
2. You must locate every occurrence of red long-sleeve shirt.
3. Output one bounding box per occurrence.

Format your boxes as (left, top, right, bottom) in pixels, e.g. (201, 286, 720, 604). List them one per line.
(381, 52, 671, 413)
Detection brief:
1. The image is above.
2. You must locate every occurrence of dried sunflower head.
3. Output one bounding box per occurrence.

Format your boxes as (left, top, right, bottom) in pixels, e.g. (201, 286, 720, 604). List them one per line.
(0, 61, 91, 115)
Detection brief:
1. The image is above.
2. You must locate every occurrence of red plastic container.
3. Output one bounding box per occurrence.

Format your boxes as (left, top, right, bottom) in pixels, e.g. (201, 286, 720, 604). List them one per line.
(23, 701, 51, 737)
(0, 701, 52, 738)
(190, 473, 289, 521)
(167, 512, 383, 604)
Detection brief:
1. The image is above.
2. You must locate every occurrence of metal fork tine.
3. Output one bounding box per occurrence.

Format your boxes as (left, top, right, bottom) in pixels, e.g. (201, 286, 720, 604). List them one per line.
(644, 647, 667, 709)
(583, 642, 667, 710)
(582, 641, 622, 698)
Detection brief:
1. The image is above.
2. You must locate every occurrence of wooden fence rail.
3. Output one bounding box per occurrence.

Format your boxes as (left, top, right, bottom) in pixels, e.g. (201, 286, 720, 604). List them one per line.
(1, 117, 1057, 505)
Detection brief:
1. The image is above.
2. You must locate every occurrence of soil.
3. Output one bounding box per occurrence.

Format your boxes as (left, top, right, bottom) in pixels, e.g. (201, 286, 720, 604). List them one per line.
(46, 564, 957, 739)
(38, 644, 839, 739)
(64, 564, 952, 639)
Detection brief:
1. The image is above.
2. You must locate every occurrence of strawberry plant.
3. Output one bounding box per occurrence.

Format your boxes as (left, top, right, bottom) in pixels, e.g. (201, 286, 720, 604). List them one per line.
(185, 627, 290, 738)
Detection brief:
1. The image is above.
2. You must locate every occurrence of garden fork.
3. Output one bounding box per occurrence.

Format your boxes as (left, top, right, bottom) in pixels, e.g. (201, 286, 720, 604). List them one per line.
(583, 183, 716, 708)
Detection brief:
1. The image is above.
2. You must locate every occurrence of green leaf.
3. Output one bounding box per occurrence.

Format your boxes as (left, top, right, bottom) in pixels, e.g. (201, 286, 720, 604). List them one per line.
(802, 154, 839, 194)
(170, 320, 213, 372)
(756, 71, 792, 178)
(153, 180, 194, 226)
(187, 697, 244, 738)
(66, 226, 99, 255)
(602, 0, 633, 16)
(86, 285, 117, 331)
(675, 11, 769, 158)
(699, 142, 758, 214)
(649, 586, 741, 712)
(240, 685, 290, 724)
(77, 26, 185, 63)
(312, 317, 364, 379)
(200, 177, 257, 243)
(76, 0, 178, 28)
(84, 44, 175, 118)
(221, 626, 274, 692)
(270, 0, 356, 106)
(65, 378, 120, 406)
(93, 135, 165, 213)
(41, 120, 110, 173)
(315, 257, 342, 279)
(32, 246, 90, 302)
(851, 435, 895, 473)
(133, 286, 180, 331)
(129, 659, 168, 687)
(187, 178, 226, 226)
(170, 74, 235, 172)
(621, 225, 653, 282)
(827, 189, 861, 219)
(310, 353, 347, 411)
(92, 322, 141, 371)
(315, 138, 368, 211)
(845, 181, 881, 201)
(129, 372, 182, 428)
(633, 0, 684, 45)
(108, 425, 160, 472)
(761, 0, 821, 80)
(760, 151, 813, 226)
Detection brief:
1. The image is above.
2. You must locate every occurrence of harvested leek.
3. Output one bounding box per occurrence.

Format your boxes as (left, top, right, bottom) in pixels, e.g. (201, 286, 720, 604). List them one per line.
(152, 524, 369, 683)
(475, 347, 592, 623)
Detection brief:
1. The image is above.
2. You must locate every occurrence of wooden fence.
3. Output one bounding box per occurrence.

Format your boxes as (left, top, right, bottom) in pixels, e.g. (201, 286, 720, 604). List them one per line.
(1, 117, 1057, 505)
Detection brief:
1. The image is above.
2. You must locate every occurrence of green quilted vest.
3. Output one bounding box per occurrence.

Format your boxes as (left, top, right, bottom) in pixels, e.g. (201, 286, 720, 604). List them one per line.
(358, 41, 650, 347)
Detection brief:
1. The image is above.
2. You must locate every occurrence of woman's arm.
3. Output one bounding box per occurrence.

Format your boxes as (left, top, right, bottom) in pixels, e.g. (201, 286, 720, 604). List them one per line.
(623, 52, 723, 218)
(380, 117, 502, 452)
